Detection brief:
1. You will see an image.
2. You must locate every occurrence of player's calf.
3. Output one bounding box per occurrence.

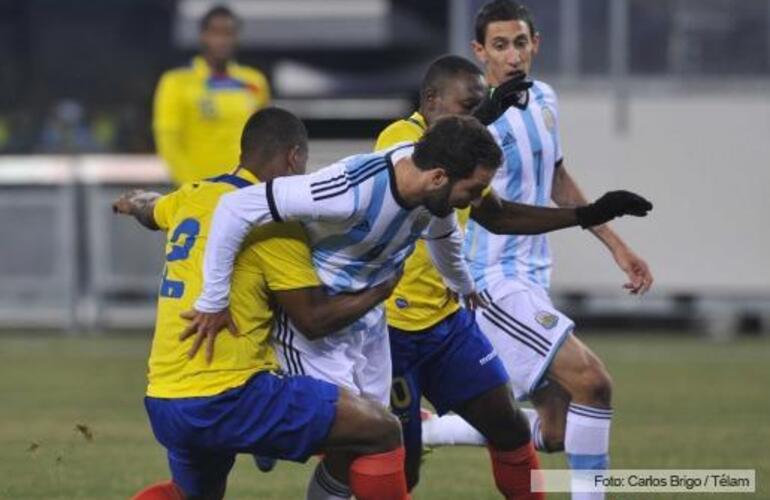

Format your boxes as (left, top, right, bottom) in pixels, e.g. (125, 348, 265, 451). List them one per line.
(455, 384, 544, 499)
(313, 389, 408, 500)
(456, 384, 530, 451)
(528, 382, 571, 452)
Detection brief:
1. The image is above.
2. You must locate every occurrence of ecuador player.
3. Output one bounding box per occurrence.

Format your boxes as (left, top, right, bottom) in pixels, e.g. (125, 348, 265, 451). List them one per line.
(117, 108, 411, 500)
(153, 6, 271, 184)
(374, 55, 651, 494)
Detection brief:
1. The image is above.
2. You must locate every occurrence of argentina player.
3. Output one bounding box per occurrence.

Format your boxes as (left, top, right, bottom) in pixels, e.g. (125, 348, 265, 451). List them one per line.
(424, 2, 655, 499)
(191, 115, 546, 499)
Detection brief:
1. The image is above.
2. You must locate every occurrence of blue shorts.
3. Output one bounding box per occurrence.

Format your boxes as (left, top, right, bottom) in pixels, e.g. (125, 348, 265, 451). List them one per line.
(388, 308, 509, 455)
(145, 371, 338, 497)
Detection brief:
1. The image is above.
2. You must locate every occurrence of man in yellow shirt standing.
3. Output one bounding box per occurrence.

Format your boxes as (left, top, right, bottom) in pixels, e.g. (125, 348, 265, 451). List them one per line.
(153, 5, 270, 184)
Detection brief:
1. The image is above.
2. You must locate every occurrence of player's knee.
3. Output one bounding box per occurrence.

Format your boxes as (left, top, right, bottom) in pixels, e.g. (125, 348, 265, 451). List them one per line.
(362, 402, 403, 453)
(577, 360, 613, 407)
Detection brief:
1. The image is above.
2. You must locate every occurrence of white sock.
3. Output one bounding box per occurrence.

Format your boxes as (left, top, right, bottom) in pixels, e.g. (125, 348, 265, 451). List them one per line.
(306, 461, 351, 500)
(520, 407, 547, 452)
(421, 413, 486, 446)
(565, 403, 612, 500)
(421, 408, 546, 448)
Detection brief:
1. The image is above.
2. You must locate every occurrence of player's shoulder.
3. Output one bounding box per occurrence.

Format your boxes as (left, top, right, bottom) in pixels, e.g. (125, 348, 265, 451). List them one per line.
(158, 61, 198, 83)
(231, 63, 268, 83)
(531, 80, 559, 104)
(375, 115, 424, 151)
(377, 119, 420, 142)
(306, 151, 391, 212)
(174, 179, 237, 207)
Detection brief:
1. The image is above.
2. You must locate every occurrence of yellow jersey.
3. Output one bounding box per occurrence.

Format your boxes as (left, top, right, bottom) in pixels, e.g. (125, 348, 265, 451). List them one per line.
(153, 56, 271, 184)
(374, 112, 461, 331)
(148, 168, 319, 398)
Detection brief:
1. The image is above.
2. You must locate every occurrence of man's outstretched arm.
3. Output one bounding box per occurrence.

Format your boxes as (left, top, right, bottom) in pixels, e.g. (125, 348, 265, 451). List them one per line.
(471, 188, 652, 235)
(112, 190, 161, 230)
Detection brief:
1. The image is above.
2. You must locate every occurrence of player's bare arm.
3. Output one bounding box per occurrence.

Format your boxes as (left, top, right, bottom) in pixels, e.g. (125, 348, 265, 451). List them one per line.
(112, 189, 161, 230)
(273, 267, 403, 340)
(472, 188, 652, 235)
(552, 162, 654, 294)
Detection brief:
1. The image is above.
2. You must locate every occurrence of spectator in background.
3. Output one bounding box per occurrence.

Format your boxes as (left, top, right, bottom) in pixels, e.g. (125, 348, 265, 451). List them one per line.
(38, 99, 106, 154)
(153, 5, 270, 184)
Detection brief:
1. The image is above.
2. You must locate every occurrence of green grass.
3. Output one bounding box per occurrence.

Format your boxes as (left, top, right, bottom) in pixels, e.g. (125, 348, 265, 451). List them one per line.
(0, 333, 768, 499)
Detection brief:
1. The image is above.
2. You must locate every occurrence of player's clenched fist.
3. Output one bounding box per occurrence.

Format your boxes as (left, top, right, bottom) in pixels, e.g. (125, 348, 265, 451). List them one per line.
(575, 190, 653, 229)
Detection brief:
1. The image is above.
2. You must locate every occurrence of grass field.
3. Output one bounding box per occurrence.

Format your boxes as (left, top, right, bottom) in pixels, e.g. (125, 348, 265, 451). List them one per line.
(0, 333, 768, 499)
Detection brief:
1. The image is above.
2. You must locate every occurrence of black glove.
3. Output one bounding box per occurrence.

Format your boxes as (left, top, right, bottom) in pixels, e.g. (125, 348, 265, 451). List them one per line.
(473, 74, 534, 125)
(575, 190, 653, 229)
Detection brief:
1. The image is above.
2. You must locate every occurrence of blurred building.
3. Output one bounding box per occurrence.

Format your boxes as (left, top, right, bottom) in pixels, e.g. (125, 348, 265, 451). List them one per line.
(0, 0, 767, 150)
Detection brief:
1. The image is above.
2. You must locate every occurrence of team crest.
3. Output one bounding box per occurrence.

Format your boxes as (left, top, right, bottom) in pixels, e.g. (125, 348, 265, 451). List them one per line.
(541, 107, 555, 132)
(535, 311, 559, 330)
(395, 298, 409, 309)
(198, 97, 217, 120)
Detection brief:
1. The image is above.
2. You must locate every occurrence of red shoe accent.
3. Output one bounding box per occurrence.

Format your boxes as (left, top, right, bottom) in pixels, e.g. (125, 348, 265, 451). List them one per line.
(131, 480, 184, 500)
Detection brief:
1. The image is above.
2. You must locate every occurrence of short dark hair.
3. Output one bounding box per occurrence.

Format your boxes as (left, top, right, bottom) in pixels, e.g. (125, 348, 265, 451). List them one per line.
(474, 0, 536, 44)
(200, 5, 237, 31)
(420, 55, 483, 101)
(413, 115, 501, 179)
(240, 107, 308, 163)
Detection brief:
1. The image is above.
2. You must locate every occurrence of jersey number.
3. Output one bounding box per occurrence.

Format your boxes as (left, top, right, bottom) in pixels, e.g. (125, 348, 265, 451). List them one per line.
(159, 218, 200, 298)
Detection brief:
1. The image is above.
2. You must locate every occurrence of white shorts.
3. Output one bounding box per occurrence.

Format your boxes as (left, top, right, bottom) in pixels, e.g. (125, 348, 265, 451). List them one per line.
(271, 305, 392, 406)
(475, 280, 574, 401)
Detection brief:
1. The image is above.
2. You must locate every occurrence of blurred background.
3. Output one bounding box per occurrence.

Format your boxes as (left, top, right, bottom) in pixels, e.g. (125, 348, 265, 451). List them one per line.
(1, 1, 769, 499)
(1, 0, 768, 335)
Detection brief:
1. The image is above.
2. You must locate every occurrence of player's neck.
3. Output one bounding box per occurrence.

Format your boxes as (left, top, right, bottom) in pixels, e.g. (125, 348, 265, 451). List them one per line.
(203, 54, 229, 75)
(392, 157, 425, 209)
(486, 74, 502, 88)
(239, 159, 280, 182)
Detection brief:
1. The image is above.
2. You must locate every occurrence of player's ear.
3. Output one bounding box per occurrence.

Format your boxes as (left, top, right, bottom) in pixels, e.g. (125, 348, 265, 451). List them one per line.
(424, 87, 440, 113)
(471, 40, 487, 65)
(426, 167, 449, 191)
(287, 144, 308, 175)
(531, 32, 541, 55)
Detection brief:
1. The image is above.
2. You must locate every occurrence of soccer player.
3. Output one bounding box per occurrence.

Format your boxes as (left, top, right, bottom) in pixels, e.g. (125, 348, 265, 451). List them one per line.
(153, 5, 270, 184)
(117, 108, 411, 500)
(189, 115, 548, 499)
(425, 2, 655, 498)
(375, 54, 652, 492)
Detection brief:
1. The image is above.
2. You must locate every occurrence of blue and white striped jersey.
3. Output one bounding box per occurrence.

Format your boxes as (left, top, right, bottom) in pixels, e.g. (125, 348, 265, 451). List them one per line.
(197, 145, 474, 312)
(464, 80, 563, 291)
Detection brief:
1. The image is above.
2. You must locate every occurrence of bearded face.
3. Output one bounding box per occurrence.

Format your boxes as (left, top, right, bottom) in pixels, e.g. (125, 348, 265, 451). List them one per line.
(423, 180, 454, 217)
